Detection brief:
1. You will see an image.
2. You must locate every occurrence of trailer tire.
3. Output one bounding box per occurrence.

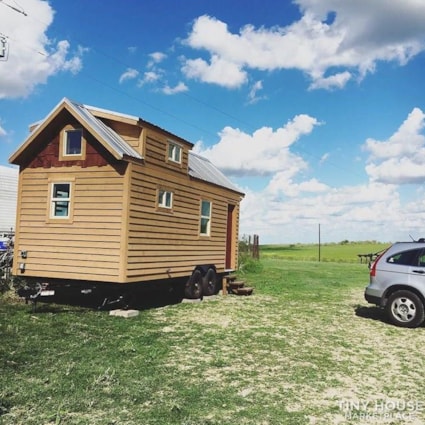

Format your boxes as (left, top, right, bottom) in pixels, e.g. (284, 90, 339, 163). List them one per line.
(184, 269, 203, 299)
(202, 268, 218, 296)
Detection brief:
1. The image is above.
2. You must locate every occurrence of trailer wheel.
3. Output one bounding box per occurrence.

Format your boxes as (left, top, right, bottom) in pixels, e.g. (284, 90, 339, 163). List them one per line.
(202, 268, 218, 296)
(184, 269, 203, 299)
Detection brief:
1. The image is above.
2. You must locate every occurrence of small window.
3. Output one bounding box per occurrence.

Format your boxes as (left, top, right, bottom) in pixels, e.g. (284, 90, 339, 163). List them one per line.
(51, 183, 71, 218)
(64, 129, 83, 156)
(200, 200, 211, 236)
(168, 142, 182, 163)
(158, 190, 173, 209)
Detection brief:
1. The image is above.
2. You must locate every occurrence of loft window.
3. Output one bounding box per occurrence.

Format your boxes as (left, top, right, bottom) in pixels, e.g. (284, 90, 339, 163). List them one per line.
(51, 183, 71, 218)
(200, 200, 211, 236)
(168, 142, 182, 163)
(64, 129, 83, 156)
(158, 189, 173, 209)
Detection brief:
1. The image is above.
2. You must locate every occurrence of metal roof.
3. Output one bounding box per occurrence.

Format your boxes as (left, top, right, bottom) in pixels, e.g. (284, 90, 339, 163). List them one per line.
(10, 98, 242, 195)
(67, 100, 143, 161)
(189, 152, 243, 194)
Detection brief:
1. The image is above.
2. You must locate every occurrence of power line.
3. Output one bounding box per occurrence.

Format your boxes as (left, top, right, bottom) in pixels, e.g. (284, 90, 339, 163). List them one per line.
(0, 0, 27, 16)
(1, 4, 366, 181)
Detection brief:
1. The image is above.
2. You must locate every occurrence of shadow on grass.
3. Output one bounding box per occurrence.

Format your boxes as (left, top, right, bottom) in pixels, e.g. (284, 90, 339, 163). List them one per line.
(354, 304, 388, 323)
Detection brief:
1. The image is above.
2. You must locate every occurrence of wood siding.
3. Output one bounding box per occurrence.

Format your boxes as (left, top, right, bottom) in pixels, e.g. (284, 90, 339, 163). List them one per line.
(13, 166, 127, 283)
(125, 159, 241, 282)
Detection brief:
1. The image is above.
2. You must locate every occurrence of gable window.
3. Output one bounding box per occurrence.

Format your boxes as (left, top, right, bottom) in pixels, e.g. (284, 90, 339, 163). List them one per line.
(64, 129, 83, 156)
(50, 183, 71, 218)
(60, 127, 85, 161)
(168, 141, 182, 164)
(200, 200, 211, 236)
(158, 189, 173, 209)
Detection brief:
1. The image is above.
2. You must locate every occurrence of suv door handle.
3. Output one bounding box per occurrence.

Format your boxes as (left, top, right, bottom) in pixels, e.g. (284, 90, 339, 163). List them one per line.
(413, 269, 425, 274)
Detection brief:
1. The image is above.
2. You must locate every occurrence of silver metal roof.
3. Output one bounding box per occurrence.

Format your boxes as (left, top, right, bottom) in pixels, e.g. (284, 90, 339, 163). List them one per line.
(189, 152, 242, 194)
(12, 98, 242, 195)
(67, 100, 143, 161)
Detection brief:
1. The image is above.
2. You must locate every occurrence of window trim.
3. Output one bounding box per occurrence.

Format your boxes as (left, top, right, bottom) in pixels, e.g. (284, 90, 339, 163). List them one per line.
(59, 126, 86, 161)
(157, 189, 173, 210)
(200, 199, 212, 236)
(47, 178, 75, 223)
(167, 141, 182, 164)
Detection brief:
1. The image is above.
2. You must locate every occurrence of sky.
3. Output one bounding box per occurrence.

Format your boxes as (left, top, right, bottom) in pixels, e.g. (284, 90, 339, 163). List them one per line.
(1, 0, 425, 244)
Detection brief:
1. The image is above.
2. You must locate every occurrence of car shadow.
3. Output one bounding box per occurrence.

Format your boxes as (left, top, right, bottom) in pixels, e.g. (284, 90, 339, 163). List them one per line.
(354, 304, 425, 328)
(354, 304, 388, 323)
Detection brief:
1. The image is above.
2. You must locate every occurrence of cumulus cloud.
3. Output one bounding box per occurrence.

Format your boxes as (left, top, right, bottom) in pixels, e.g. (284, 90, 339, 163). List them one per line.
(239, 181, 402, 243)
(194, 114, 320, 176)
(363, 108, 425, 183)
(182, 1, 425, 90)
(182, 55, 247, 88)
(0, 0, 86, 99)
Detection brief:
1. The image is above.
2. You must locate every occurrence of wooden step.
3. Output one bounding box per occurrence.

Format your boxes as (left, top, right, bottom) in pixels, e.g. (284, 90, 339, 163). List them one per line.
(224, 274, 238, 283)
(233, 287, 254, 296)
(227, 280, 245, 289)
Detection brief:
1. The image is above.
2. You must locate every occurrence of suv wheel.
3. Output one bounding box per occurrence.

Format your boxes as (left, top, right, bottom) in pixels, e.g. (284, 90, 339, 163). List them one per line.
(386, 290, 425, 328)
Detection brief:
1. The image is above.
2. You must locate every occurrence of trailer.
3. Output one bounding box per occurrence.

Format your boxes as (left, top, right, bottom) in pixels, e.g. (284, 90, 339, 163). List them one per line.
(9, 98, 245, 308)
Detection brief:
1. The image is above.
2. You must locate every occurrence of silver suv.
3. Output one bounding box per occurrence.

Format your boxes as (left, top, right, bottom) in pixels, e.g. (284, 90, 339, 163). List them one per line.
(364, 241, 425, 328)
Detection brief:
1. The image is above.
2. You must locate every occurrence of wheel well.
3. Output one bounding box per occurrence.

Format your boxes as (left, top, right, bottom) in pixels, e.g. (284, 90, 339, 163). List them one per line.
(383, 285, 425, 307)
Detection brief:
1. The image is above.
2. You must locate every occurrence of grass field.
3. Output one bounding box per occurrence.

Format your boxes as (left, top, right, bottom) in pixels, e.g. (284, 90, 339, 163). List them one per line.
(259, 241, 390, 263)
(1, 255, 424, 424)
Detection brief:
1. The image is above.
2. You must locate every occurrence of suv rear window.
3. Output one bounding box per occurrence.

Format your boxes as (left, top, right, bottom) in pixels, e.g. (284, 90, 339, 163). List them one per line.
(387, 248, 424, 266)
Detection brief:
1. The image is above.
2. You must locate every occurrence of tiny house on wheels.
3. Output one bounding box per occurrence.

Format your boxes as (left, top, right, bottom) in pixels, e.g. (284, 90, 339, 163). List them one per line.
(9, 98, 244, 307)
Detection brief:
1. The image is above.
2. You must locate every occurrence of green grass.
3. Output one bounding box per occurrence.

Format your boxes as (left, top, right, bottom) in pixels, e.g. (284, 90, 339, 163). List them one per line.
(1, 259, 424, 425)
(260, 241, 390, 263)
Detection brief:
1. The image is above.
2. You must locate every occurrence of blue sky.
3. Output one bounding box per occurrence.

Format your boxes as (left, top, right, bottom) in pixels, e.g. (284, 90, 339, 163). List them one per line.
(1, 0, 425, 244)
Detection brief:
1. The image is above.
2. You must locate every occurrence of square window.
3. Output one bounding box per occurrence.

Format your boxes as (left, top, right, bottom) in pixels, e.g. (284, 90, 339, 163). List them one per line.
(168, 142, 182, 163)
(51, 183, 71, 218)
(64, 129, 82, 156)
(158, 190, 173, 209)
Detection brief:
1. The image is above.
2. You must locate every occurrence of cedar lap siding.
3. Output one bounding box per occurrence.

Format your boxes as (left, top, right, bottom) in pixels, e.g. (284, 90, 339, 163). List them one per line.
(9, 98, 244, 285)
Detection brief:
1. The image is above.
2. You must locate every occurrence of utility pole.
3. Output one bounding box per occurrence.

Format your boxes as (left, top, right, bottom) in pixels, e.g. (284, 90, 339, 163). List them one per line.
(0, 0, 27, 60)
(0, 34, 7, 59)
(318, 223, 321, 262)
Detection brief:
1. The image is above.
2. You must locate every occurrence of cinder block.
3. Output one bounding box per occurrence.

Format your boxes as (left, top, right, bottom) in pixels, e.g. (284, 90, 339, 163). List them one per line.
(109, 309, 139, 318)
(181, 298, 202, 303)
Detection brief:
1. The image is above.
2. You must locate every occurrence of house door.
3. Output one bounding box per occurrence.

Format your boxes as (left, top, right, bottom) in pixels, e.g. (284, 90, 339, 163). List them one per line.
(225, 204, 235, 269)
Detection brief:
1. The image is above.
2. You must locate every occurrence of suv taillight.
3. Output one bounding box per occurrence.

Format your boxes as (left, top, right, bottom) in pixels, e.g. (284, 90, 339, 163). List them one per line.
(370, 250, 388, 277)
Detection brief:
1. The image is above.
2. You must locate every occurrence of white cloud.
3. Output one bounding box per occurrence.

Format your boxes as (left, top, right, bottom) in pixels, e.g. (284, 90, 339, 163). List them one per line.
(161, 82, 188, 95)
(363, 108, 425, 184)
(247, 80, 265, 104)
(119, 68, 139, 84)
(148, 51, 167, 66)
(182, 1, 425, 90)
(239, 181, 402, 243)
(0, 124, 6, 138)
(182, 55, 247, 88)
(0, 0, 86, 99)
(194, 114, 320, 176)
